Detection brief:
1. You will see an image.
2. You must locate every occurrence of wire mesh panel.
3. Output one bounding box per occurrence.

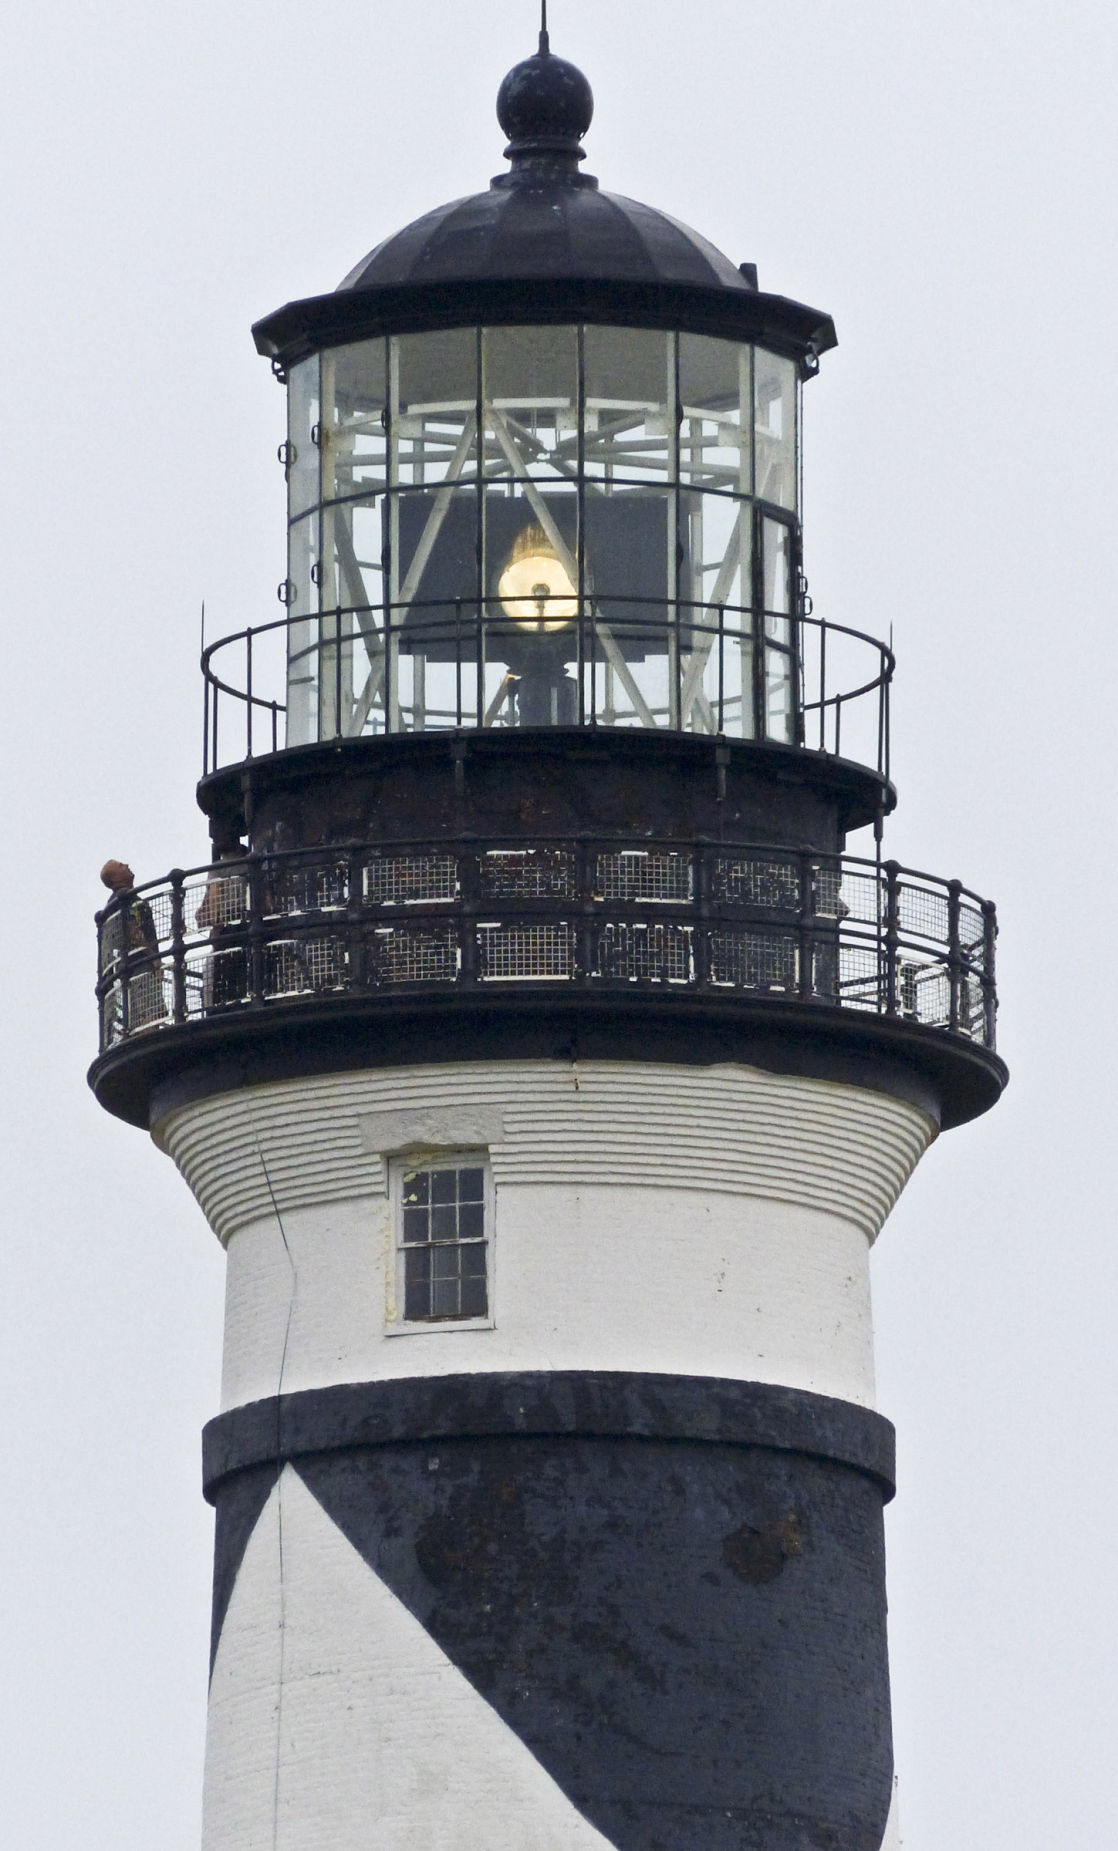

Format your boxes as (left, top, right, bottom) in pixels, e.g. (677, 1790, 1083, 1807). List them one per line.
(834, 866, 881, 927)
(708, 929, 798, 992)
(595, 922, 693, 983)
(364, 852, 459, 907)
(895, 882, 950, 944)
(264, 861, 350, 917)
(143, 889, 175, 942)
(100, 984, 124, 1047)
(477, 922, 575, 981)
(367, 924, 459, 984)
(187, 872, 249, 935)
(897, 957, 950, 1028)
(960, 972, 987, 1039)
(959, 901, 986, 956)
(711, 855, 800, 910)
(812, 861, 847, 921)
(264, 935, 349, 997)
(184, 945, 250, 1010)
(594, 851, 693, 904)
(480, 848, 577, 900)
(837, 944, 883, 1011)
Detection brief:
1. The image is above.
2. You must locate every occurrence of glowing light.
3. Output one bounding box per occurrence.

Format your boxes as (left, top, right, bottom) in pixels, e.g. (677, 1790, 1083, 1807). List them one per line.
(497, 525, 578, 632)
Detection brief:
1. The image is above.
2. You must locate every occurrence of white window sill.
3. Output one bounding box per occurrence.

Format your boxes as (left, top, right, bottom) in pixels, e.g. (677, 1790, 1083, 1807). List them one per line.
(385, 1317, 495, 1338)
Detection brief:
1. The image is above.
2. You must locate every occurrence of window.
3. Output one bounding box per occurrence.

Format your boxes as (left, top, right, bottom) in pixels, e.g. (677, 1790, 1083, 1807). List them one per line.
(394, 1157, 490, 1325)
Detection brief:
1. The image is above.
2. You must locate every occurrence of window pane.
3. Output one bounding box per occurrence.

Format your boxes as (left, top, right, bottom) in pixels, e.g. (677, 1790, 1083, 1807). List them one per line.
(288, 357, 321, 518)
(679, 335, 750, 494)
(402, 1206, 429, 1245)
(754, 351, 797, 511)
(397, 329, 478, 429)
(324, 340, 387, 504)
(583, 327, 673, 487)
(402, 1170, 429, 1207)
(461, 1271, 488, 1319)
(484, 326, 578, 482)
(431, 1203, 457, 1241)
(458, 1201, 484, 1241)
(459, 1167, 485, 1201)
(431, 1276, 459, 1319)
(404, 1247, 432, 1321)
(765, 647, 796, 744)
(431, 1169, 456, 1205)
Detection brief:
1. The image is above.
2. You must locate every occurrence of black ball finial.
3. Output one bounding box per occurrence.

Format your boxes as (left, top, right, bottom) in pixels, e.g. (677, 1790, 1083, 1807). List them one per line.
(496, 39, 594, 172)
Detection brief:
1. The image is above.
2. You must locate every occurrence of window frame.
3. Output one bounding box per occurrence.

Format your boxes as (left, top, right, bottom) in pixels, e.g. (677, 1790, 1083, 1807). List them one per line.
(386, 1151, 495, 1335)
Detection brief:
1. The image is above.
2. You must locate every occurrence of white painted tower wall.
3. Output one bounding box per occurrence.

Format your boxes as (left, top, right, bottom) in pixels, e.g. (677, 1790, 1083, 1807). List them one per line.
(155, 1058, 932, 1851)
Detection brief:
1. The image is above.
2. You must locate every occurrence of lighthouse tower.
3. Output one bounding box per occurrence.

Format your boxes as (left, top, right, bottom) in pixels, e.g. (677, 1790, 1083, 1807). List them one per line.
(91, 28, 1005, 1851)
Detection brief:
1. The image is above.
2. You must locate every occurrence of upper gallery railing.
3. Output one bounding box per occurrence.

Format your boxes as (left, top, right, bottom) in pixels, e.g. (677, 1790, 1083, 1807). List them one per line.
(96, 838, 995, 1056)
(200, 600, 893, 779)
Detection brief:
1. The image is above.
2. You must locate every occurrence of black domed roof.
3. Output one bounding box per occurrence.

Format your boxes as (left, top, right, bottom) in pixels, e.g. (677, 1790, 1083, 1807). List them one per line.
(336, 185, 755, 297)
(253, 40, 836, 372)
(337, 39, 749, 298)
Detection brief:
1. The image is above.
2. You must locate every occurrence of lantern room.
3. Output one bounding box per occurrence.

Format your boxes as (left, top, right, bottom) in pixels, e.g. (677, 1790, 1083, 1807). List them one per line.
(228, 36, 891, 783)
(280, 324, 801, 743)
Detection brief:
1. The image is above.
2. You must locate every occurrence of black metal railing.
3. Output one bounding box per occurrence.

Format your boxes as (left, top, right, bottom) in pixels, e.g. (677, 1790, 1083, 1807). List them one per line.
(95, 839, 995, 1056)
(200, 599, 893, 780)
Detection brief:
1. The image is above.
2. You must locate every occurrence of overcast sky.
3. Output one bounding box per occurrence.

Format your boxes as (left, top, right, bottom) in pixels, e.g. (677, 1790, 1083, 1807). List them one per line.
(2, 2, 1116, 1845)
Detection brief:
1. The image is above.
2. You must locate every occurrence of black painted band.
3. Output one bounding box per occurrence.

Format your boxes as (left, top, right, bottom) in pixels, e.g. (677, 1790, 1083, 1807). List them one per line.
(202, 1371, 896, 1503)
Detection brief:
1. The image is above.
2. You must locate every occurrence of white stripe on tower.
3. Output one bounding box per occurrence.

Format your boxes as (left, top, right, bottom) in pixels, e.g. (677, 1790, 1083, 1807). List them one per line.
(203, 1466, 616, 1851)
(157, 1058, 933, 1414)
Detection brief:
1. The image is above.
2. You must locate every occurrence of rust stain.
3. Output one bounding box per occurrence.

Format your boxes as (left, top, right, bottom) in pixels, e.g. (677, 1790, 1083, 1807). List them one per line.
(722, 1513, 805, 1586)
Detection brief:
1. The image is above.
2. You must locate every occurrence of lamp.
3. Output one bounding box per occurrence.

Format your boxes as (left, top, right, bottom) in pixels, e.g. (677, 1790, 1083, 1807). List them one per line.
(497, 525, 578, 633)
(496, 523, 579, 724)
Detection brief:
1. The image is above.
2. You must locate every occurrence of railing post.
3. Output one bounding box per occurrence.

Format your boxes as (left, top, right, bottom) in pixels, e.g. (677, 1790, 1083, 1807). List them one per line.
(335, 610, 342, 741)
(169, 869, 187, 1025)
(346, 849, 366, 993)
(798, 848, 816, 1001)
(717, 603, 725, 734)
(247, 854, 266, 1007)
(947, 878, 963, 1033)
(982, 899, 998, 1050)
(883, 860, 900, 1017)
(818, 616, 827, 751)
(576, 839, 595, 987)
(458, 847, 479, 987)
(246, 630, 254, 759)
(693, 844, 710, 988)
(455, 598, 463, 729)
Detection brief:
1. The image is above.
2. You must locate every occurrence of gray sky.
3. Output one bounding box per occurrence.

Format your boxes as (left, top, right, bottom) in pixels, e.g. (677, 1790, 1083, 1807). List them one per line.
(2, 2, 1115, 1844)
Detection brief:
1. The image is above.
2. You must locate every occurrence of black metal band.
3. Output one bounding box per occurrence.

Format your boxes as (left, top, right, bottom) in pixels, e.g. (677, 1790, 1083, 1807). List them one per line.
(202, 1371, 896, 1503)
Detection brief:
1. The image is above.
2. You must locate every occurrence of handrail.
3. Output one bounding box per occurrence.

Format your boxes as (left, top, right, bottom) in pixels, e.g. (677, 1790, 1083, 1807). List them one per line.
(95, 838, 996, 1057)
(198, 598, 895, 780)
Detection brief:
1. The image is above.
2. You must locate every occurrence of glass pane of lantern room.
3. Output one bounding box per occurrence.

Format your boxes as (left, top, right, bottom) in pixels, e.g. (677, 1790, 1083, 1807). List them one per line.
(481, 328, 580, 727)
(319, 343, 389, 740)
(582, 327, 675, 729)
(285, 509, 320, 747)
(285, 359, 321, 747)
(390, 330, 481, 733)
(287, 357, 321, 518)
(754, 350, 797, 511)
(678, 335, 751, 496)
(762, 516, 796, 743)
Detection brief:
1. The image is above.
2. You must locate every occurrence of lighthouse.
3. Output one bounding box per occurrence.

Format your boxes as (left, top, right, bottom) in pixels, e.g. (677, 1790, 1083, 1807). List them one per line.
(90, 24, 1006, 1851)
